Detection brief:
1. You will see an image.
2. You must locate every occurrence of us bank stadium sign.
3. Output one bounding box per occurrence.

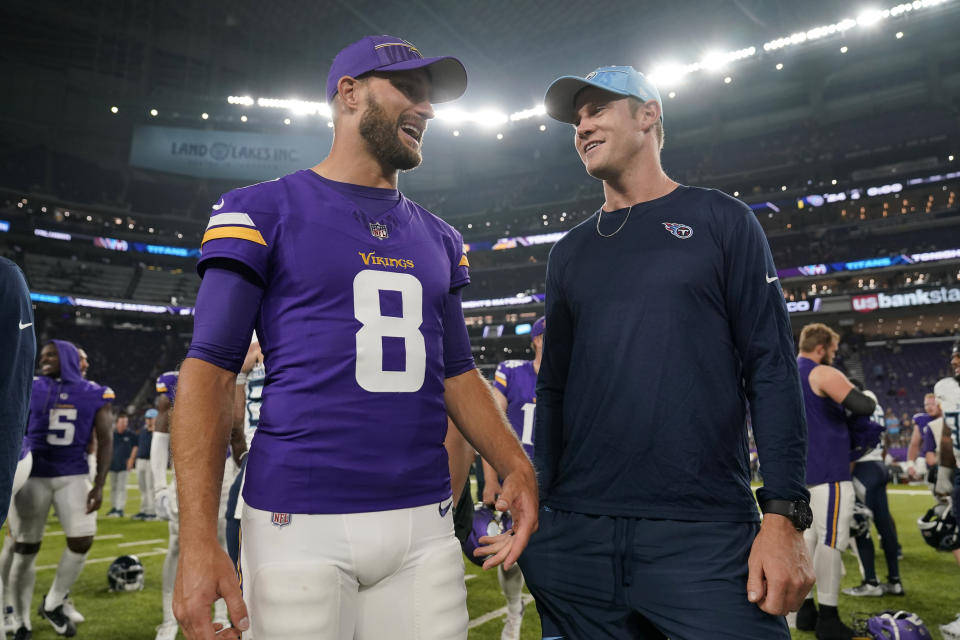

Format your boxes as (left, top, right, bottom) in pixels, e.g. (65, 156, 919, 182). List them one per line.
(852, 287, 960, 313)
(129, 126, 327, 181)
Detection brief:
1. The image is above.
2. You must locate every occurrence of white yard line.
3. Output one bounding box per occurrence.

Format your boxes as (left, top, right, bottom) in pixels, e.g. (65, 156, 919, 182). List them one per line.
(468, 594, 534, 629)
(37, 548, 167, 571)
(464, 573, 477, 581)
(118, 538, 166, 548)
(93, 534, 123, 541)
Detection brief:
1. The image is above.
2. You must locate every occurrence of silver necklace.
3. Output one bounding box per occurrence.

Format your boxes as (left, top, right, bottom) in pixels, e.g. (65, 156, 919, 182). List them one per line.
(596, 205, 633, 238)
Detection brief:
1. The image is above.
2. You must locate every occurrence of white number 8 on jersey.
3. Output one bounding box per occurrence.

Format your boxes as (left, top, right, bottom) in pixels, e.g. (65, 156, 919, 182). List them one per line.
(353, 270, 426, 393)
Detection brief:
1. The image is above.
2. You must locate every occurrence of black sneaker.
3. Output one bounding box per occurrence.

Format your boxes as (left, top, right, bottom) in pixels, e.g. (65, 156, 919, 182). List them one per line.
(796, 599, 818, 631)
(38, 602, 76, 637)
(815, 613, 854, 640)
(13, 626, 31, 640)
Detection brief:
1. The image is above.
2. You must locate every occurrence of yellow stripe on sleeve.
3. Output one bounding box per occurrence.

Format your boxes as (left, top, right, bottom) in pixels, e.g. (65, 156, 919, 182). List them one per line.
(494, 372, 508, 387)
(459, 254, 469, 267)
(156, 383, 167, 392)
(201, 226, 267, 247)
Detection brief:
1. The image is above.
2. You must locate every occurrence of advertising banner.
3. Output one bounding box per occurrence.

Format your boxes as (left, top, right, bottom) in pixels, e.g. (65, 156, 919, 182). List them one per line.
(130, 125, 328, 181)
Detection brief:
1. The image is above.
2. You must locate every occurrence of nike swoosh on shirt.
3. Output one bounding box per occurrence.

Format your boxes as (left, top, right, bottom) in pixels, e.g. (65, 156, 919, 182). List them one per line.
(439, 499, 453, 517)
(212, 199, 225, 210)
(19, 321, 32, 330)
(765, 274, 778, 283)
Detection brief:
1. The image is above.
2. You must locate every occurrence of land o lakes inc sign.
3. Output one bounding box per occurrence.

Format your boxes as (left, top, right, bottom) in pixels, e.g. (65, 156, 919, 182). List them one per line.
(129, 125, 328, 180)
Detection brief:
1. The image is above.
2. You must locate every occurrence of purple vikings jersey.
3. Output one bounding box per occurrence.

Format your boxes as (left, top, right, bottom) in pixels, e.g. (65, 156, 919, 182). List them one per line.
(155, 371, 179, 404)
(493, 360, 536, 459)
(27, 340, 114, 478)
(798, 356, 850, 485)
(197, 170, 472, 514)
(913, 413, 937, 456)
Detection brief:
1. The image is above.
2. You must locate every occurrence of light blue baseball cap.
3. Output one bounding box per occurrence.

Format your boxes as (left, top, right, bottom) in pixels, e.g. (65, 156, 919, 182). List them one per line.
(145, 409, 159, 419)
(544, 65, 662, 125)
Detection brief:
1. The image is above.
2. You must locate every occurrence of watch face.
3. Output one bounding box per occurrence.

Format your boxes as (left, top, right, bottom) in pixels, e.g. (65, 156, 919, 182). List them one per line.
(795, 501, 813, 529)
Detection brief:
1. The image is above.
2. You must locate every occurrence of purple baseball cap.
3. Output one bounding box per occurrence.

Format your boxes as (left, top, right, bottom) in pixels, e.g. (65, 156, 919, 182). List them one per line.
(531, 316, 546, 338)
(326, 35, 467, 104)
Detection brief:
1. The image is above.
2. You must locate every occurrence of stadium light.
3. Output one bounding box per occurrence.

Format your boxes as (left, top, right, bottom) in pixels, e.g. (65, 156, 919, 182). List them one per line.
(539, 124, 547, 131)
(283, 118, 291, 125)
(668, 91, 677, 99)
(224, 0, 951, 127)
(110, 106, 119, 114)
(201, 112, 209, 120)
(724, 76, 733, 84)
(150, 109, 158, 116)
(240, 115, 248, 122)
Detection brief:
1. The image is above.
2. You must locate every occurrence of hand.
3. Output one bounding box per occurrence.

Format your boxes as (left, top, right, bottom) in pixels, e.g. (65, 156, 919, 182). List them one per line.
(155, 488, 174, 521)
(746, 514, 815, 615)
(86, 485, 103, 514)
(483, 463, 538, 571)
(127, 460, 136, 472)
(213, 622, 241, 639)
(174, 540, 249, 640)
(482, 480, 501, 508)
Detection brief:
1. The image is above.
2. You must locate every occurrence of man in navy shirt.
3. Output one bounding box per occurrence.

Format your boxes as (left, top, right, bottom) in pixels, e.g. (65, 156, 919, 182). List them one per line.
(519, 65, 814, 639)
(0, 258, 35, 525)
(107, 412, 138, 517)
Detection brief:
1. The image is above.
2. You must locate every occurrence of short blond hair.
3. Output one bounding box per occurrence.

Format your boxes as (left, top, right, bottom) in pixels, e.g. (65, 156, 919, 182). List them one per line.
(799, 323, 840, 353)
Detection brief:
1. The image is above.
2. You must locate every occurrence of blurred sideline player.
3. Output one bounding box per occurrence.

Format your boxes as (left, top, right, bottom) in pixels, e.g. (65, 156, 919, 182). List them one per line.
(76, 348, 98, 486)
(906, 393, 942, 482)
(171, 35, 537, 640)
(935, 341, 960, 638)
(0, 256, 36, 636)
(524, 66, 813, 640)
(479, 316, 543, 640)
(133, 409, 158, 520)
(843, 381, 903, 598)
(224, 338, 263, 569)
(795, 324, 876, 640)
(9, 341, 113, 639)
(152, 369, 237, 640)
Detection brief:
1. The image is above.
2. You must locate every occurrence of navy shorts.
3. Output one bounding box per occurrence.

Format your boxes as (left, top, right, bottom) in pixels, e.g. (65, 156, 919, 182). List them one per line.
(518, 507, 789, 640)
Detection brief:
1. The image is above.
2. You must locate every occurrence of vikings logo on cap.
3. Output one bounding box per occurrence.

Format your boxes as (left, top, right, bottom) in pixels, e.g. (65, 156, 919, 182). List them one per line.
(662, 222, 693, 239)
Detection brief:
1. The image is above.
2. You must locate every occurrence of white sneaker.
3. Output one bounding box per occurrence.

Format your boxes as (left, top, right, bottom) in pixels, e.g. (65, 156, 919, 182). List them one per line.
(155, 621, 179, 640)
(941, 614, 960, 640)
(62, 595, 84, 624)
(501, 604, 523, 640)
(841, 581, 883, 597)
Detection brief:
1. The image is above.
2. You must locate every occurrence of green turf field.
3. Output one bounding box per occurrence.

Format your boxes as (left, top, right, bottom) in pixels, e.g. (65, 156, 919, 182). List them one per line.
(7, 481, 958, 639)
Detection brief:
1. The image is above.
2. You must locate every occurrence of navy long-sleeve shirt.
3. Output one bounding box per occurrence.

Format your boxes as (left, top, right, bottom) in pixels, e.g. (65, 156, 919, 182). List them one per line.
(534, 186, 808, 522)
(0, 258, 36, 523)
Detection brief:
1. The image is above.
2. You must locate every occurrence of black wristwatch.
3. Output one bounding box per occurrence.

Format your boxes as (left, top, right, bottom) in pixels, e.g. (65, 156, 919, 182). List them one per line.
(760, 499, 813, 532)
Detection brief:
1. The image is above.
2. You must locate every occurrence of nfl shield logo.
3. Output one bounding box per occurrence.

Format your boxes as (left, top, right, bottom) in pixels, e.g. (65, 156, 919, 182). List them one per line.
(369, 222, 389, 240)
(271, 512, 291, 528)
(662, 222, 693, 239)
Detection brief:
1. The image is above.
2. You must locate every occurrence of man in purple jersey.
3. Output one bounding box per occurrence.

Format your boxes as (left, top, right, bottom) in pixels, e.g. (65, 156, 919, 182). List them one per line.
(171, 35, 537, 640)
(795, 324, 877, 640)
(8, 341, 113, 639)
(906, 393, 941, 481)
(481, 316, 543, 640)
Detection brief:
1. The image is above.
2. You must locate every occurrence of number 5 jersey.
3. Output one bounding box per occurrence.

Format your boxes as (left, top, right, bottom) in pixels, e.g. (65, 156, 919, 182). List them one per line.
(27, 340, 114, 478)
(194, 169, 473, 515)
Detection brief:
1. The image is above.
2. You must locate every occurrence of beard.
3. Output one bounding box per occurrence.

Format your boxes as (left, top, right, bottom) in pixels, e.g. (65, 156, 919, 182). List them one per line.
(358, 94, 422, 172)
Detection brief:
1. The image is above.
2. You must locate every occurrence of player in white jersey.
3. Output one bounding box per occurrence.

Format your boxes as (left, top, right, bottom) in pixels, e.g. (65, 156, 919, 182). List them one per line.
(934, 341, 960, 639)
(843, 385, 903, 597)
